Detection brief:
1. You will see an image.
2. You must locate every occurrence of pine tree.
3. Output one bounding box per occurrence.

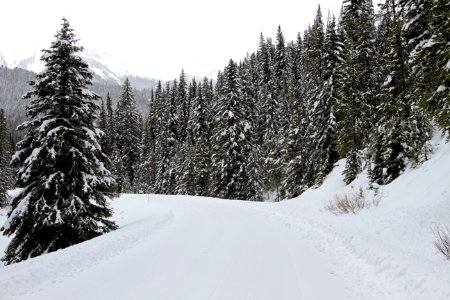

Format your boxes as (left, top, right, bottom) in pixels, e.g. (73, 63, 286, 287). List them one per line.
(211, 60, 260, 200)
(304, 6, 325, 91)
(154, 82, 177, 194)
(103, 92, 114, 156)
(400, 0, 449, 134)
(302, 6, 326, 188)
(136, 90, 156, 193)
(177, 70, 188, 142)
(336, 0, 377, 183)
(239, 57, 263, 200)
(1, 18, 117, 264)
(370, 0, 431, 184)
(98, 98, 108, 154)
(114, 78, 142, 192)
(282, 70, 309, 198)
(176, 79, 197, 195)
(281, 36, 311, 198)
(273, 26, 289, 133)
(176, 80, 212, 196)
(313, 14, 341, 185)
(256, 34, 283, 197)
(0, 108, 12, 206)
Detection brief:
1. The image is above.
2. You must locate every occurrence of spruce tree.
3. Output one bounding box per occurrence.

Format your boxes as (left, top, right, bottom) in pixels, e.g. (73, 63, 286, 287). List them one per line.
(302, 6, 326, 188)
(184, 81, 211, 196)
(273, 26, 289, 133)
(0, 108, 12, 206)
(239, 58, 263, 201)
(313, 14, 341, 185)
(370, 0, 431, 184)
(176, 79, 198, 195)
(257, 34, 282, 197)
(114, 78, 142, 192)
(401, 0, 449, 134)
(282, 65, 309, 198)
(154, 82, 177, 194)
(103, 92, 114, 156)
(177, 70, 188, 142)
(211, 60, 260, 200)
(1, 18, 116, 264)
(281, 35, 313, 199)
(98, 98, 108, 154)
(336, 0, 377, 183)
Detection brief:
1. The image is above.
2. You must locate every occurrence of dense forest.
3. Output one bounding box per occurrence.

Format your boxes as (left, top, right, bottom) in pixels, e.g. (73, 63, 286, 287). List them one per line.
(99, 0, 448, 200)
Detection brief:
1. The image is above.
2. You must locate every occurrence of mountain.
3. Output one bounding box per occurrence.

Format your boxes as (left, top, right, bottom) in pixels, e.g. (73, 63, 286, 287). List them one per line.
(0, 65, 156, 143)
(0, 49, 159, 88)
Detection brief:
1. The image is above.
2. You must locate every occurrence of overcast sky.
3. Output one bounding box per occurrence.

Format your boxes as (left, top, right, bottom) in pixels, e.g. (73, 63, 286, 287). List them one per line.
(1, 0, 349, 80)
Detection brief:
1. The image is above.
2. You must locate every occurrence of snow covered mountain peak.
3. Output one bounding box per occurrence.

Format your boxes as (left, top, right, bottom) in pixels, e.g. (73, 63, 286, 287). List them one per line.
(0, 48, 126, 84)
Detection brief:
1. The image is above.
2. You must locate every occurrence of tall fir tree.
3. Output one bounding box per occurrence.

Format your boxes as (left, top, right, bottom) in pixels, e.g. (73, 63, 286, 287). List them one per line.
(0, 108, 13, 206)
(336, 0, 377, 183)
(281, 35, 312, 199)
(177, 70, 188, 142)
(239, 57, 263, 201)
(103, 92, 114, 156)
(1, 18, 116, 264)
(98, 98, 108, 154)
(273, 26, 289, 133)
(114, 78, 142, 192)
(370, 0, 431, 184)
(257, 34, 283, 197)
(154, 82, 177, 194)
(179, 81, 211, 196)
(312, 14, 341, 185)
(211, 60, 261, 200)
(136, 90, 156, 193)
(176, 79, 197, 195)
(302, 6, 326, 188)
(400, 0, 449, 134)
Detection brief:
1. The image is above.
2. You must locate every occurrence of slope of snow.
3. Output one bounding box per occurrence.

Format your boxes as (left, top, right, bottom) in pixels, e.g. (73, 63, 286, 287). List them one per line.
(0, 135, 449, 299)
(259, 133, 450, 299)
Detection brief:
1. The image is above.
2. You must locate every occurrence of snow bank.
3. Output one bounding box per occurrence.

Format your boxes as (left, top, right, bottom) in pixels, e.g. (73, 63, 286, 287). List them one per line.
(0, 196, 173, 299)
(258, 133, 450, 299)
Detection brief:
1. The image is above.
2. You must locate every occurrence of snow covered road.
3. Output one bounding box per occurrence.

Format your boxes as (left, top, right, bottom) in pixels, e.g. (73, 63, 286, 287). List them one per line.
(0, 194, 401, 300)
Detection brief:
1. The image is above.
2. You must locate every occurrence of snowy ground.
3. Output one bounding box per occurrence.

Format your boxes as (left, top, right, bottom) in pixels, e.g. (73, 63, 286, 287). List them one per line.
(0, 135, 449, 300)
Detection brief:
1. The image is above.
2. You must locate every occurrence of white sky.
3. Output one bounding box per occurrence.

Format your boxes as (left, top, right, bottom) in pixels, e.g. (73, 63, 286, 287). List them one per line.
(1, 0, 347, 80)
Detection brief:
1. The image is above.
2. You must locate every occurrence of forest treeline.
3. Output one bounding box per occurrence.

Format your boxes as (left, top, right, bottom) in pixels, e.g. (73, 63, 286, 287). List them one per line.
(98, 0, 448, 201)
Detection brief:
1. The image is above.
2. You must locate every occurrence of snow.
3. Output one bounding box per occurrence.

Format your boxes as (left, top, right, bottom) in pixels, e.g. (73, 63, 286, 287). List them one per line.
(0, 135, 449, 299)
(38, 118, 57, 133)
(384, 75, 392, 86)
(437, 85, 447, 93)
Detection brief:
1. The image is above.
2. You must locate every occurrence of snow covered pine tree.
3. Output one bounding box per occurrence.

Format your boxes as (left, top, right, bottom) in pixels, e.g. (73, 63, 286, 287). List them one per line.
(1, 18, 117, 264)
(0, 108, 13, 206)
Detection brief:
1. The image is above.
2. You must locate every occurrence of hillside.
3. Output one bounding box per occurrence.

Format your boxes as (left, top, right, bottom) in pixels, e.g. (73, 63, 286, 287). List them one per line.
(0, 133, 448, 300)
(0, 66, 156, 141)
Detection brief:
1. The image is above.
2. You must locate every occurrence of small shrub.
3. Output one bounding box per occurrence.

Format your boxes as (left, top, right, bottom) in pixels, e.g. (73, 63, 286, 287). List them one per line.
(433, 225, 450, 260)
(372, 191, 382, 207)
(325, 188, 381, 215)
